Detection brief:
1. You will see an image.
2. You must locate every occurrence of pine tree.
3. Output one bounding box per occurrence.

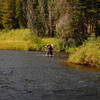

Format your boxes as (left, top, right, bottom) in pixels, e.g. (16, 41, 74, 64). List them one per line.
(27, 0, 37, 33)
(0, 0, 3, 29)
(63, 0, 100, 45)
(1, 0, 16, 29)
(16, 0, 27, 28)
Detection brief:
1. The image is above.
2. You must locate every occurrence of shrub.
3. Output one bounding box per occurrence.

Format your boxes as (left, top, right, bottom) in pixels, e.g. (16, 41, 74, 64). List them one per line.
(68, 36, 100, 68)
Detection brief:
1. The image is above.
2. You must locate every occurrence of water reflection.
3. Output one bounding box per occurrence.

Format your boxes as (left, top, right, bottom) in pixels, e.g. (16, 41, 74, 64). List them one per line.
(61, 60, 100, 72)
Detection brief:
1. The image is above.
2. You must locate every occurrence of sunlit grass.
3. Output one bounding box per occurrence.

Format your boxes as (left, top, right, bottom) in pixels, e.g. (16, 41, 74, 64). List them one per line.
(0, 29, 34, 50)
(0, 29, 31, 40)
(68, 36, 100, 68)
(0, 29, 62, 51)
(42, 38, 62, 50)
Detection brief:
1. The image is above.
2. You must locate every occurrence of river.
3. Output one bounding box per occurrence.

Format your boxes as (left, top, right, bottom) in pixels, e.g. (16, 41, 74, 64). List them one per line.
(0, 50, 100, 100)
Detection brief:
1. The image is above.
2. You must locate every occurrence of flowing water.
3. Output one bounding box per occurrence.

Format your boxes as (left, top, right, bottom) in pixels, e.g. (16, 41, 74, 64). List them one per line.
(0, 50, 100, 100)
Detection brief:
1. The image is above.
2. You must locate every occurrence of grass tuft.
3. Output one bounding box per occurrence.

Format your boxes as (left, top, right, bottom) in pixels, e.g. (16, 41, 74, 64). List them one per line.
(68, 36, 100, 68)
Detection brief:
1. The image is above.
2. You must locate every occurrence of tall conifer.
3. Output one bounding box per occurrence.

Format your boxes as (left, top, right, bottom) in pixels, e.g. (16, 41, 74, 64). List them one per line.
(2, 0, 16, 29)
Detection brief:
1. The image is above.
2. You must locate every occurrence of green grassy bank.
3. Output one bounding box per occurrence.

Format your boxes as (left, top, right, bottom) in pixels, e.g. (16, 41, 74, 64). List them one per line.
(0, 29, 62, 51)
(68, 36, 100, 68)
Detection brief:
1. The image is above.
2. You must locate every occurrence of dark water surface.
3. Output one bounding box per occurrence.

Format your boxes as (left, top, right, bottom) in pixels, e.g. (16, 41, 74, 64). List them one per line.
(0, 50, 100, 100)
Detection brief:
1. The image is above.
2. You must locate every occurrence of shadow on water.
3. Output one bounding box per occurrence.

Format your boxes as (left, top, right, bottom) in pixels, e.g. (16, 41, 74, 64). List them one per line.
(60, 59, 100, 72)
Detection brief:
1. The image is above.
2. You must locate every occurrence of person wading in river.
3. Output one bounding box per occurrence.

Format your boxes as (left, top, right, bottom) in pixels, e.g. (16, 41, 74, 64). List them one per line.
(45, 44, 53, 56)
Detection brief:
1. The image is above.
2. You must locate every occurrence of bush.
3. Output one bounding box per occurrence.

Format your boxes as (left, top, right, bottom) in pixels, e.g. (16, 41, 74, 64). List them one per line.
(68, 36, 100, 68)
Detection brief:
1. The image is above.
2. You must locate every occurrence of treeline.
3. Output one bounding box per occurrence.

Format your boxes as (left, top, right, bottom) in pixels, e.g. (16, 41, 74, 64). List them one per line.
(0, 0, 27, 29)
(0, 0, 100, 45)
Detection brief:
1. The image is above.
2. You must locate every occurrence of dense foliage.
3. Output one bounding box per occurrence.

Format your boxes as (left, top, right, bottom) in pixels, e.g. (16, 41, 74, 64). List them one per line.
(68, 35, 100, 68)
(0, 0, 100, 46)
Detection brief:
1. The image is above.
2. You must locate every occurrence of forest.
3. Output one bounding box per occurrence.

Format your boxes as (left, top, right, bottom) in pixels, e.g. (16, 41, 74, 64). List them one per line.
(0, 0, 100, 68)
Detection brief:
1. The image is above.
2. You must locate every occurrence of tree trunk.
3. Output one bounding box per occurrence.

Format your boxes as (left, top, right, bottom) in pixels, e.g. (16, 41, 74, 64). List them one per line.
(27, 0, 36, 33)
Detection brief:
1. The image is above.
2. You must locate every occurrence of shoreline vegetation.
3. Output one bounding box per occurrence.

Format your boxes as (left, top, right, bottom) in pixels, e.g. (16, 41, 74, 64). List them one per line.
(68, 37, 100, 69)
(0, 29, 64, 51)
(0, 0, 100, 70)
(0, 29, 100, 68)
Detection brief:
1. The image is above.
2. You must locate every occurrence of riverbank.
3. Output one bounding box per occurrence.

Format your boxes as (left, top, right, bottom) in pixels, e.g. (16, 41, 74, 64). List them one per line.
(0, 29, 100, 68)
(0, 29, 62, 51)
(68, 36, 100, 68)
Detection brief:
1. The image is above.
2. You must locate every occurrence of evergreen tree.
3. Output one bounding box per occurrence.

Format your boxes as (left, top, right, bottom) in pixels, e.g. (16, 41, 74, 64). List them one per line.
(63, 0, 100, 45)
(16, 0, 27, 28)
(0, 0, 3, 29)
(27, 0, 37, 33)
(1, 0, 16, 29)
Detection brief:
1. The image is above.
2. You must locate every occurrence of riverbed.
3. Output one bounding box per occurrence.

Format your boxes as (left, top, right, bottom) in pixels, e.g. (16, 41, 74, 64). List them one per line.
(0, 50, 100, 100)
